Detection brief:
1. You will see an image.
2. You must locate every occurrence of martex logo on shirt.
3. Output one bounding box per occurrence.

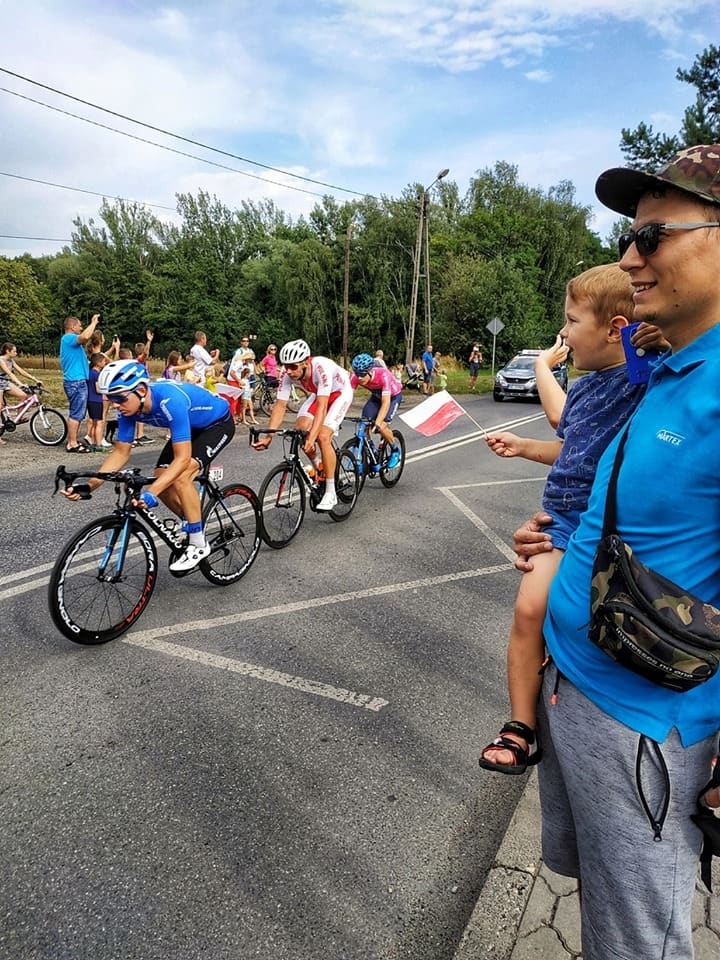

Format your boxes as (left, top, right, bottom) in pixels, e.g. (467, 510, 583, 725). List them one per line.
(657, 429, 684, 446)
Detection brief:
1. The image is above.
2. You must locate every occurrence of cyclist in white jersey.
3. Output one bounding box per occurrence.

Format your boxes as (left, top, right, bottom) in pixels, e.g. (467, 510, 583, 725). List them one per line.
(252, 339, 352, 511)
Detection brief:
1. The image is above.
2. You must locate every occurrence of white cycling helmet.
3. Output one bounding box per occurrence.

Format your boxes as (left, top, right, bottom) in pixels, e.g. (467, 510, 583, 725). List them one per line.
(98, 359, 150, 395)
(279, 339, 311, 364)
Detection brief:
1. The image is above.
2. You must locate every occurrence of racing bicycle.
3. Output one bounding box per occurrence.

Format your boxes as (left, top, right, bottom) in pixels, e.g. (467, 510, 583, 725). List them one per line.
(250, 427, 359, 548)
(340, 417, 406, 492)
(1, 385, 68, 446)
(49, 463, 261, 644)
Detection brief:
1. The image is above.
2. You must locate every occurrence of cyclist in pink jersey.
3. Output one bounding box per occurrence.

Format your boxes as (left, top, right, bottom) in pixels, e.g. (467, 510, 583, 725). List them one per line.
(252, 339, 353, 511)
(349, 353, 403, 467)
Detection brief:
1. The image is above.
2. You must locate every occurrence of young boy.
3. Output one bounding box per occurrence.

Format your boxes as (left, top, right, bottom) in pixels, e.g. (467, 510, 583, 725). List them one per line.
(133, 331, 154, 446)
(478, 263, 667, 774)
(87, 352, 109, 450)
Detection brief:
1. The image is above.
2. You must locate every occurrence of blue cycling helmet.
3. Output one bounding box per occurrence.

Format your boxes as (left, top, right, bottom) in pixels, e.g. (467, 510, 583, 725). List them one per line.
(98, 359, 150, 396)
(351, 353, 374, 375)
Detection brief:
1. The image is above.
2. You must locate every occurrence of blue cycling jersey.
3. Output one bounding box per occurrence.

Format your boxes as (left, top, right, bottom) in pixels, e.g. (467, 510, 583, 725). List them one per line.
(116, 381, 230, 444)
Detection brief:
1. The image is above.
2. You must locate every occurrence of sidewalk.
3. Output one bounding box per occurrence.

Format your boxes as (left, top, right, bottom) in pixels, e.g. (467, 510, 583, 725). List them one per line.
(454, 772, 720, 959)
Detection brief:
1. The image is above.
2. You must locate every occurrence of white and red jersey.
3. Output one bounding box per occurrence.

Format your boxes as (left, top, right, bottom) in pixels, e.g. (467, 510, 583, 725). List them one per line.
(277, 356, 350, 401)
(350, 366, 402, 396)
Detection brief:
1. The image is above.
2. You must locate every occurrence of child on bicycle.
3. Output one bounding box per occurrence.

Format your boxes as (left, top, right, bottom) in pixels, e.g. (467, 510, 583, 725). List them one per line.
(60, 358, 235, 572)
(252, 339, 353, 512)
(349, 353, 403, 469)
(478, 263, 668, 775)
(0, 342, 43, 444)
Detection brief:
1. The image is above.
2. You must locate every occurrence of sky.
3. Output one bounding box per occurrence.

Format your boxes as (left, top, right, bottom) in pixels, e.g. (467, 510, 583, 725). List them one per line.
(0, 0, 718, 260)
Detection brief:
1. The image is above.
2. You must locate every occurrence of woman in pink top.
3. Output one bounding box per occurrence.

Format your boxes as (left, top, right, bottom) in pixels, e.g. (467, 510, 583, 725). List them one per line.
(258, 344, 279, 387)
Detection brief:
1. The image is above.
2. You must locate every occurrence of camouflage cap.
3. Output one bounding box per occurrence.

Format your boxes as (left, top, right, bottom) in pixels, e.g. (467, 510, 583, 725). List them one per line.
(595, 144, 720, 217)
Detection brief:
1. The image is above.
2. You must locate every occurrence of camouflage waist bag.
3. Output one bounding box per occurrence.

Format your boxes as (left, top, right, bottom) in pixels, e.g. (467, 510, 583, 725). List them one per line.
(589, 429, 720, 693)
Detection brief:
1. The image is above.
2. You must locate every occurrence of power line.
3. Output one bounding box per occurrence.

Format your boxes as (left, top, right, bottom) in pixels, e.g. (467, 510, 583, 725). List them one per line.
(0, 234, 69, 242)
(0, 170, 177, 211)
(0, 66, 374, 198)
(0, 86, 329, 199)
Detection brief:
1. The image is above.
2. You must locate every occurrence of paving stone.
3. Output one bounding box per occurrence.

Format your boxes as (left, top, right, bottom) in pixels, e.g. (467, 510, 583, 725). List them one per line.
(538, 863, 579, 898)
(511, 925, 570, 959)
(692, 886, 708, 929)
(453, 866, 534, 960)
(708, 890, 720, 936)
(553, 893, 582, 957)
(692, 926, 720, 960)
(518, 874, 555, 936)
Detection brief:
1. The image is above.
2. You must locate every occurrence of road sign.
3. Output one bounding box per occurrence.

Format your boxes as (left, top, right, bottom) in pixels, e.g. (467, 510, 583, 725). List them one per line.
(486, 317, 504, 336)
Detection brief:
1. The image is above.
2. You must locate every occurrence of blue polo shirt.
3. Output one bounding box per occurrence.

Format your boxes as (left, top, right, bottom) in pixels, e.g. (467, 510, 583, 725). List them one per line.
(544, 322, 720, 746)
(60, 332, 89, 381)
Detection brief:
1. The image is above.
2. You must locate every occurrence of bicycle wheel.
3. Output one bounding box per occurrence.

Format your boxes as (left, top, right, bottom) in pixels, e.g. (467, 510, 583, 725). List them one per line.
(30, 407, 68, 446)
(200, 483, 262, 585)
(48, 516, 157, 644)
(329, 448, 359, 522)
(380, 429, 406, 488)
(259, 463, 306, 548)
(341, 438, 369, 493)
(258, 387, 275, 417)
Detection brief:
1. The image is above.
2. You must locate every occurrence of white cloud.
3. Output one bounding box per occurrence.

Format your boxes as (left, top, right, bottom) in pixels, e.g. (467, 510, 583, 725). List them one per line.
(525, 69, 552, 83)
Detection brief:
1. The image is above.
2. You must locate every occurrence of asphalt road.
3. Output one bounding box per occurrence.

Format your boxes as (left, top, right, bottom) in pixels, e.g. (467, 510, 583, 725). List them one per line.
(0, 394, 555, 960)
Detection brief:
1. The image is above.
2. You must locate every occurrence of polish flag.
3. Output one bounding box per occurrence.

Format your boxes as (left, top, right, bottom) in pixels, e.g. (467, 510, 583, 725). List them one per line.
(216, 383, 243, 399)
(399, 390, 466, 437)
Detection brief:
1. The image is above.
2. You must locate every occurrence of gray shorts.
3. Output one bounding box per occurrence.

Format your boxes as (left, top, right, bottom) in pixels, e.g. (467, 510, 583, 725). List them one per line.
(537, 662, 717, 959)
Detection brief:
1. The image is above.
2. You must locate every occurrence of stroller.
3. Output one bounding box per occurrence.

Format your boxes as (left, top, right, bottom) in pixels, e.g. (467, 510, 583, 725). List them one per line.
(403, 362, 423, 392)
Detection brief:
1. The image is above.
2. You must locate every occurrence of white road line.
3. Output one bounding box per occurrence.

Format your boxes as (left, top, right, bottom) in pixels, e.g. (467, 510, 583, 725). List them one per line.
(121, 562, 510, 710)
(437, 488, 519, 562)
(0, 560, 54, 587)
(123, 636, 390, 712)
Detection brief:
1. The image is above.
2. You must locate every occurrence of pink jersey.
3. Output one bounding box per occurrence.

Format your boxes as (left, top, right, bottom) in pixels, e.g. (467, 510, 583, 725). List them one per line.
(350, 366, 402, 395)
(277, 356, 350, 400)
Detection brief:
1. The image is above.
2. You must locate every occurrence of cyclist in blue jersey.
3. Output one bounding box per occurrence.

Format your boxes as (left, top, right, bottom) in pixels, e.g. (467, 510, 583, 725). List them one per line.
(60, 359, 235, 572)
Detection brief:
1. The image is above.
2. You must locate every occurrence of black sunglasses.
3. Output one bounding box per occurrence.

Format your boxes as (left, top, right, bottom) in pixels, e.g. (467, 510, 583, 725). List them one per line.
(618, 221, 720, 258)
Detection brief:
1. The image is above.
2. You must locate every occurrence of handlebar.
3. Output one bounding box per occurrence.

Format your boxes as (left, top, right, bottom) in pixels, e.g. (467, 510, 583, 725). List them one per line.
(248, 426, 308, 446)
(53, 464, 155, 499)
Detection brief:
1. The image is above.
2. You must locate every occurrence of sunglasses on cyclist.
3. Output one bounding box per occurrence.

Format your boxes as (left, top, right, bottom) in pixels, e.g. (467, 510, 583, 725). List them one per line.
(284, 362, 303, 370)
(618, 221, 720, 258)
(110, 389, 141, 404)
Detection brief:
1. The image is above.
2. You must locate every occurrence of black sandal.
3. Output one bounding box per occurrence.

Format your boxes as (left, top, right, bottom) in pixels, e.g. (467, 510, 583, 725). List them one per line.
(478, 720, 542, 775)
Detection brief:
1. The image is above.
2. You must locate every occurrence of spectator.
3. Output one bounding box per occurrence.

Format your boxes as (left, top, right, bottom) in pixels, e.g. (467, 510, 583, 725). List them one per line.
(257, 344, 279, 387)
(229, 336, 256, 388)
(512, 144, 720, 958)
(190, 331, 219, 383)
(133, 331, 154, 446)
(468, 344, 483, 390)
(87, 330, 120, 362)
(237, 366, 258, 425)
(421, 343, 434, 395)
(60, 313, 100, 453)
(374, 349, 387, 368)
(0, 341, 43, 445)
(87, 352, 110, 451)
(163, 350, 195, 381)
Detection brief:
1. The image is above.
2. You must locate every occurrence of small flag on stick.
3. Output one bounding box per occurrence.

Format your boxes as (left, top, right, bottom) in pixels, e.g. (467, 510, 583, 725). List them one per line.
(399, 390, 466, 437)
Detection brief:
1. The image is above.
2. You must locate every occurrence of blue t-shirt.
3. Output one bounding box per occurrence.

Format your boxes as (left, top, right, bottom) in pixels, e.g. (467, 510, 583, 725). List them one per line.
(116, 381, 230, 444)
(542, 366, 646, 514)
(544, 324, 720, 746)
(88, 368, 102, 404)
(60, 333, 89, 381)
(422, 350, 433, 375)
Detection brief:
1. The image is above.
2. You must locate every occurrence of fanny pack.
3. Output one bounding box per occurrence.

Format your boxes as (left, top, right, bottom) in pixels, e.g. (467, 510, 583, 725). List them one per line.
(589, 427, 720, 692)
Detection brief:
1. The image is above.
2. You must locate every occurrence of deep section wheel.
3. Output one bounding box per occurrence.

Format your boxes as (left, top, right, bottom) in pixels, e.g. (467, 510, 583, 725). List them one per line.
(200, 483, 262, 584)
(259, 464, 306, 548)
(329, 448, 359, 522)
(48, 517, 157, 644)
(379, 429, 406, 488)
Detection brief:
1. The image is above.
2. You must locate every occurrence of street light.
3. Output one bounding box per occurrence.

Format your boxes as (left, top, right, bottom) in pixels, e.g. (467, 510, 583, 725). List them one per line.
(407, 167, 449, 365)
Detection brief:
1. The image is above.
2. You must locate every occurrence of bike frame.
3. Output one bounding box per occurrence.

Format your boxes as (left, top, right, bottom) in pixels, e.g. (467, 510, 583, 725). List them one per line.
(252, 427, 323, 506)
(347, 418, 382, 477)
(3, 389, 40, 424)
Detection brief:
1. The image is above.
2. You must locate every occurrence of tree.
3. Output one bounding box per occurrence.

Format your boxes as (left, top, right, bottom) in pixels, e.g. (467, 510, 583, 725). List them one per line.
(0, 258, 50, 348)
(620, 45, 720, 170)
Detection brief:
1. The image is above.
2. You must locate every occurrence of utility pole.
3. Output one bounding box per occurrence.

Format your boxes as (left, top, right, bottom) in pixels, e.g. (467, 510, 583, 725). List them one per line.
(342, 220, 352, 369)
(406, 167, 449, 365)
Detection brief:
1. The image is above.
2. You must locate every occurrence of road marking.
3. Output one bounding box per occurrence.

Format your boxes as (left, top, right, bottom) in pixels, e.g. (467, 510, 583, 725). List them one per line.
(438, 487, 519, 562)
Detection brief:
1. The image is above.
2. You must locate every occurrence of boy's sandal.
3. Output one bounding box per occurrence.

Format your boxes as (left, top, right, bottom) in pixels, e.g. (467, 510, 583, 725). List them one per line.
(478, 720, 542, 776)
(66, 443, 90, 453)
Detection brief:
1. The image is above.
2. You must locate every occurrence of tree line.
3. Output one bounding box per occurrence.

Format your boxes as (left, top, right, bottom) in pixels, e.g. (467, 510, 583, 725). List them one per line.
(2, 45, 717, 368)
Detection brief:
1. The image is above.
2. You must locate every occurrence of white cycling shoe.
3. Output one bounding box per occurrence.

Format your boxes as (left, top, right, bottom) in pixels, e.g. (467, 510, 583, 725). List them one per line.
(169, 543, 210, 572)
(315, 490, 337, 512)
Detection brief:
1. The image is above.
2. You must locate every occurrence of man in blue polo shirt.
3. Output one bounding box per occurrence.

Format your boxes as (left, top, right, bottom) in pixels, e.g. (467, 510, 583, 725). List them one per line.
(59, 312, 100, 452)
(513, 145, 720, 959)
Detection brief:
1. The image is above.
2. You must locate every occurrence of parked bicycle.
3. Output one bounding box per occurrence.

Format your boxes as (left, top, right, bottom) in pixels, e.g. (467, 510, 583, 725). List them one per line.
(250, 427, 359, 548)
(252, 374, 303, 417)
(1, 385, 68, 446)
(341, 417, 406, 492)
(49, 463, 261, 644)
